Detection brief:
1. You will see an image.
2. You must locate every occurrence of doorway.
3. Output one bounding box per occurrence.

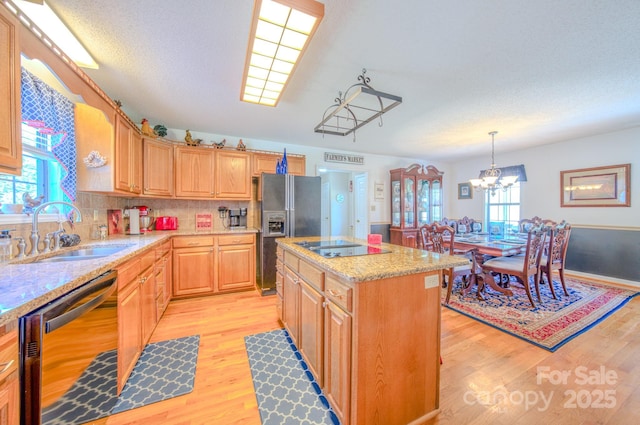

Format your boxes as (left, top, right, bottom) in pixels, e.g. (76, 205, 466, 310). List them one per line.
(318, 169, 368, 239)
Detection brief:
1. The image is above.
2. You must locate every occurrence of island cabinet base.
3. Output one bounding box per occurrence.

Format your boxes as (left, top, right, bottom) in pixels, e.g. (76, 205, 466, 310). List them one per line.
(349, 271, 442, 425)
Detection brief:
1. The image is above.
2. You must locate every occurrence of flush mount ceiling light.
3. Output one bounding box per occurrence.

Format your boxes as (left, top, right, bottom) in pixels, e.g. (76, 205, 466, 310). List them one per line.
(10, 0, 98, 69)
(241, 0, 324, 107)
(314, 69, 402, 141)
(469, 131, 518, 195)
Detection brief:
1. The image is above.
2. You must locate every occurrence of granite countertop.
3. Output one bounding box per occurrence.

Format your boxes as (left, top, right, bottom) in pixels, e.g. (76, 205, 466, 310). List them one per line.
(276, 236, 469, 283)
(0, 228, 259, 326)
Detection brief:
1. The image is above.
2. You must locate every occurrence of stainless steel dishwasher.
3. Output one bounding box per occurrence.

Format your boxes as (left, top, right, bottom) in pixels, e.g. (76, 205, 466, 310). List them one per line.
(20, 270, 118, 425)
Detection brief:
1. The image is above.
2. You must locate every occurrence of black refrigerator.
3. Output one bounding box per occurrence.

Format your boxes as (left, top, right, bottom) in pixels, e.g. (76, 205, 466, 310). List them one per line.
(259, 173, 321, 295)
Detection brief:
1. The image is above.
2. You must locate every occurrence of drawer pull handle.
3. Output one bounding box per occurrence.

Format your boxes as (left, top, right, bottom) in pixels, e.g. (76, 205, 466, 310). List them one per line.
(1, 360, 14, 374)
(187, 242, 200, 246)
(327, 289, 343, 299)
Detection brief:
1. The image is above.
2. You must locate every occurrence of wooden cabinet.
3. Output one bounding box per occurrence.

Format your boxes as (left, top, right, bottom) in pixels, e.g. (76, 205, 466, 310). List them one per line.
(175, 147, 252, 200)
(252, 151, 306, 200)
(324, 298, 351, 425)
(300, 280, 324, 385)
(0, 322, 19, 425)
(140, 261, 156, 344)
(216, 233, 255, 292)
(215, 150, 251, 199)
(172, 236, 216, 297)
(117, 256, 143, 394)
(283, 265, 301, 346)
(390, 164, 443, 247)
(155, 241, 172, 318)
(0, 6, 21, 176)
(115, 114, 142, 194)
(143, 137, 174, 197)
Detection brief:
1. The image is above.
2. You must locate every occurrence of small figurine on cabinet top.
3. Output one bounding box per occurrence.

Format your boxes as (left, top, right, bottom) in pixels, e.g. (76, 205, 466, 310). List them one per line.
(214, 139, 226, 149)
(236, 139, 246, 151)
(154, 124, 167, 137)
(184, 130, 202, 146)
(141, 118, 157, 137)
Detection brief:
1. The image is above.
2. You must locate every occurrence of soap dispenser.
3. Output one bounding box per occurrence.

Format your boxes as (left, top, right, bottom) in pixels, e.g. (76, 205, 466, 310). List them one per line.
(0, 229, 13, 263)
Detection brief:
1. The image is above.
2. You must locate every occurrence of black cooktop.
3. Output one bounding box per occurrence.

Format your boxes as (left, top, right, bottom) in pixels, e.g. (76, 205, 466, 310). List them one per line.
(295, 240, 391, 258)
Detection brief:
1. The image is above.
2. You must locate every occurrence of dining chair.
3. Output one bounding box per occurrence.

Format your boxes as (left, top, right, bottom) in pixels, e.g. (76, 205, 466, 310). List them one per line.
(480, 225, 547, 307)
(456, 216, 473, 234)
(536, 221, 572, 299)
(424, 223, 477, 304)
(417, 224, 431, 250)
(518, 217, 542, 233)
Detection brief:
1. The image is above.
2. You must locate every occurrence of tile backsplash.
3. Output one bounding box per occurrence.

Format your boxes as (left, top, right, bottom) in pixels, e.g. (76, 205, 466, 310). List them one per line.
(2, 192, 258, 255)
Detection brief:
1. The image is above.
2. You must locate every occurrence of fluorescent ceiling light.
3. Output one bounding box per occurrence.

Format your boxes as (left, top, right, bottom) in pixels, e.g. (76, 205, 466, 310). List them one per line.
(241, 0, 324, 106)
(13, 0, 98, 69)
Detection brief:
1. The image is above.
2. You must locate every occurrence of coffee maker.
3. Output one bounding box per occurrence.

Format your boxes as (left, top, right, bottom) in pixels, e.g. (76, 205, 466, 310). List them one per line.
(228, 208, 247, 229)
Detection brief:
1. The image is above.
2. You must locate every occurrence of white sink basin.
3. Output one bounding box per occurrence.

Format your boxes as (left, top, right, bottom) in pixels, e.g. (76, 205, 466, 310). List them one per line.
(36, 245, 132, 263)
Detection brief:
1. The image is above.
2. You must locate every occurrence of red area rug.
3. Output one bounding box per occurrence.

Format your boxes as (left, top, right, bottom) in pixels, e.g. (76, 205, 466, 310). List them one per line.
(443, 276, 638, 351)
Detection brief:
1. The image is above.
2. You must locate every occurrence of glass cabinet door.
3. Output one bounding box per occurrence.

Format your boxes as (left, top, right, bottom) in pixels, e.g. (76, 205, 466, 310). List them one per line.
(431, 179, 442, 223)
(404, 177, 415, 227)
(391, 180, 401, 226)
(417, 179, 430, 227)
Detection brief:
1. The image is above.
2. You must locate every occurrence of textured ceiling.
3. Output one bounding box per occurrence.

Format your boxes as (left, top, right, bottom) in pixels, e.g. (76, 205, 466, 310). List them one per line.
(38, 0, 640, 162)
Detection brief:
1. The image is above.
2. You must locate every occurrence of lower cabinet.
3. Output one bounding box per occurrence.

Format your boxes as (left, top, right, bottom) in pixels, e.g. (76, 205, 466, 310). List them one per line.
(217, 234, 255, 292)
(0, 322, 19, 425)
(282, 265, 301, 346)
(299, 280, 324, 386)
(172, 236, 216, 297)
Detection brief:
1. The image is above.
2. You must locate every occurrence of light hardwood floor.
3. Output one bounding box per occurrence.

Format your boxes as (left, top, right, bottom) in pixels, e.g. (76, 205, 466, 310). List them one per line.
(101, 282, 640, 425)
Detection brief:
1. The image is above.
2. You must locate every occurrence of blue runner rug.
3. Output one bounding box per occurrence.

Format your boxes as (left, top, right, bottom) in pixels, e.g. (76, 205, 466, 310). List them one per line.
(42, 335, 200, 425)
(245, 329, 339, 425)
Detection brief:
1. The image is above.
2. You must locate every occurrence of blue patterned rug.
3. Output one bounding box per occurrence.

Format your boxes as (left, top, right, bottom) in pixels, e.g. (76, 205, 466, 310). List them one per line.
(42, 335, 200, 425)
(245, 329, 339, 425)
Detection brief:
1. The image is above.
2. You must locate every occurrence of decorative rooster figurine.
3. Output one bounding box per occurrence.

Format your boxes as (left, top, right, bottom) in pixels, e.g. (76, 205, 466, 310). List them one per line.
(185, 130, 202, 146)
(141, 118, 157, 137)
(214, 138, 226, 149)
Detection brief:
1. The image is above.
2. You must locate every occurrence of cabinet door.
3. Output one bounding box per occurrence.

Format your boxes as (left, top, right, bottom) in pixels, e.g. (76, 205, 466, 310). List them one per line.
(130, 131, 142, 194)
(140, 265, 156, 344)
(324, 301, 352, 425)
(287, 156, 306, 176)
(117, 278, 142, 394)
(299, 281, 324, 386)
(0, 7, 21, 176)
(283, 266, 301, 345)
(143, 138, 174, 196)
(175, 146, 215, 198)
(172, 247, 215, 297)
(217, 244, 255, 292)
(215, 150, 250, 199)
(115, 115, 133, 192)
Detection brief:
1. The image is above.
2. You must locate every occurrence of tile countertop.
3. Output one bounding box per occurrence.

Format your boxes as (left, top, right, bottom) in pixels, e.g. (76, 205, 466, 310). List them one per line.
(276, 236, 469, 283)
(0, 228, 259, 327)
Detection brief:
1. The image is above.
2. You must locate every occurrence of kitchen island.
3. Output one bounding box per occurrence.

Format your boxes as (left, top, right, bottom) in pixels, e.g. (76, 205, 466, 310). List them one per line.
(275, 237, 468, 425)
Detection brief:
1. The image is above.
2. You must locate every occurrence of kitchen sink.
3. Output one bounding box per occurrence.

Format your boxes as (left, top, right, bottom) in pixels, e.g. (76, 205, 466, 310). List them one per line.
(36, 245, 133, 263)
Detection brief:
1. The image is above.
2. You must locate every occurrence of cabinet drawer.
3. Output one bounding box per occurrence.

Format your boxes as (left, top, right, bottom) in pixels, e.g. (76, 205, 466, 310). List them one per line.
(0, 323, 18, 383)
(140, 249, 155, 272)
(283, 251, 299, 272)
(299, 260, 324, 291)
(325, 276, 353, 313)
(173, 236, 215, 248)
(218, 233, 254, 246)
(155, 241, 171, 259)
(117, 257, 141, 288)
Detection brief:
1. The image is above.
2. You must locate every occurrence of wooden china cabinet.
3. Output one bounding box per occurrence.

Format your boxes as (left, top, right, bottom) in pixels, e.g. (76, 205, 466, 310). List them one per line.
(390, 164, 444, 247)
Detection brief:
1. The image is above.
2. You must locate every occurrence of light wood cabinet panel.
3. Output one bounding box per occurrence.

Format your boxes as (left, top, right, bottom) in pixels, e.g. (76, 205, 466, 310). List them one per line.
(283, 266, 301, 346)
(0, 322, 18, 425)
(252, 152, 306, 176)
(117, 262, 142, 394)
(0, 6, 21, 175)
(299, 281, 324, 386)
(172, 245, 215, 297)
(140, 265, 156, 344)
(324, 301, 351, 425)
(217, 234, 255, 292)
(287, 155, 306, 175)
(216, 150, 251, 199)
(174, 146, 215, 198)
(115, 115, 142, 194)
(143, 137, 174, 197)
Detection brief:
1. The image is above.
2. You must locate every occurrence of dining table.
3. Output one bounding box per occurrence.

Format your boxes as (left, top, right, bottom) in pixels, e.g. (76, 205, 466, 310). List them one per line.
(453, 233, 530, 298)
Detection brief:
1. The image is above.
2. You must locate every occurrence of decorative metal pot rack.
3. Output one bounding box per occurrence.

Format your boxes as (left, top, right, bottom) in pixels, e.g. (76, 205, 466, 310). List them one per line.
(314, 69, 402, 141)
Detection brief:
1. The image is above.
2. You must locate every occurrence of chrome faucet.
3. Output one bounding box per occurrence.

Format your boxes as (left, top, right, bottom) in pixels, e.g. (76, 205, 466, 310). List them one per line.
(30, 201, 83, 256)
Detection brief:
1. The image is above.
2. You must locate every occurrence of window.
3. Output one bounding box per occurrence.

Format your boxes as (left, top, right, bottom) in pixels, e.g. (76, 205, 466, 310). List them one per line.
(484, 183, 520, 237)
(0, 123, 63, 210)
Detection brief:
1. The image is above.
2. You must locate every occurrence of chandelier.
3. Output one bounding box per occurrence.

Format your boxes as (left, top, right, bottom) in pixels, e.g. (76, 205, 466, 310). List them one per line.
(469, 131, 518, 194)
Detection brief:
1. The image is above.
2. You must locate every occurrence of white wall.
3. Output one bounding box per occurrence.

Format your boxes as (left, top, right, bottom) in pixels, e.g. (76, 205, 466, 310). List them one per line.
(165, 127, 450, 226)
(447, 127, 640, 228)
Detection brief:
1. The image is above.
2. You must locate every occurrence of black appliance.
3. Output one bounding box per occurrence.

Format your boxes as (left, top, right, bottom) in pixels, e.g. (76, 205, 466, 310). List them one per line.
(259, 173, 321, 294)
(20, 270, 118, 425)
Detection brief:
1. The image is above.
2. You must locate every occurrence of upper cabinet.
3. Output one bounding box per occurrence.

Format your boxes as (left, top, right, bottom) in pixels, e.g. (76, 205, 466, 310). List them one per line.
(143, 137, 174, 197)
(115, 115, 142, 194)
(215, 150, 250, 199)
(390, 164, 443, 247)
(0, 6, 22, 175)
(252, 151, 305, 176)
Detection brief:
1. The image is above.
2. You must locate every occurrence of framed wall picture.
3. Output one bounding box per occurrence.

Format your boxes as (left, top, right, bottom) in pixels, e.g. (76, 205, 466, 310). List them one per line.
(560, 164, 630, 207)
(374, 182, 384, 200)
(458, 182, 472, 200)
